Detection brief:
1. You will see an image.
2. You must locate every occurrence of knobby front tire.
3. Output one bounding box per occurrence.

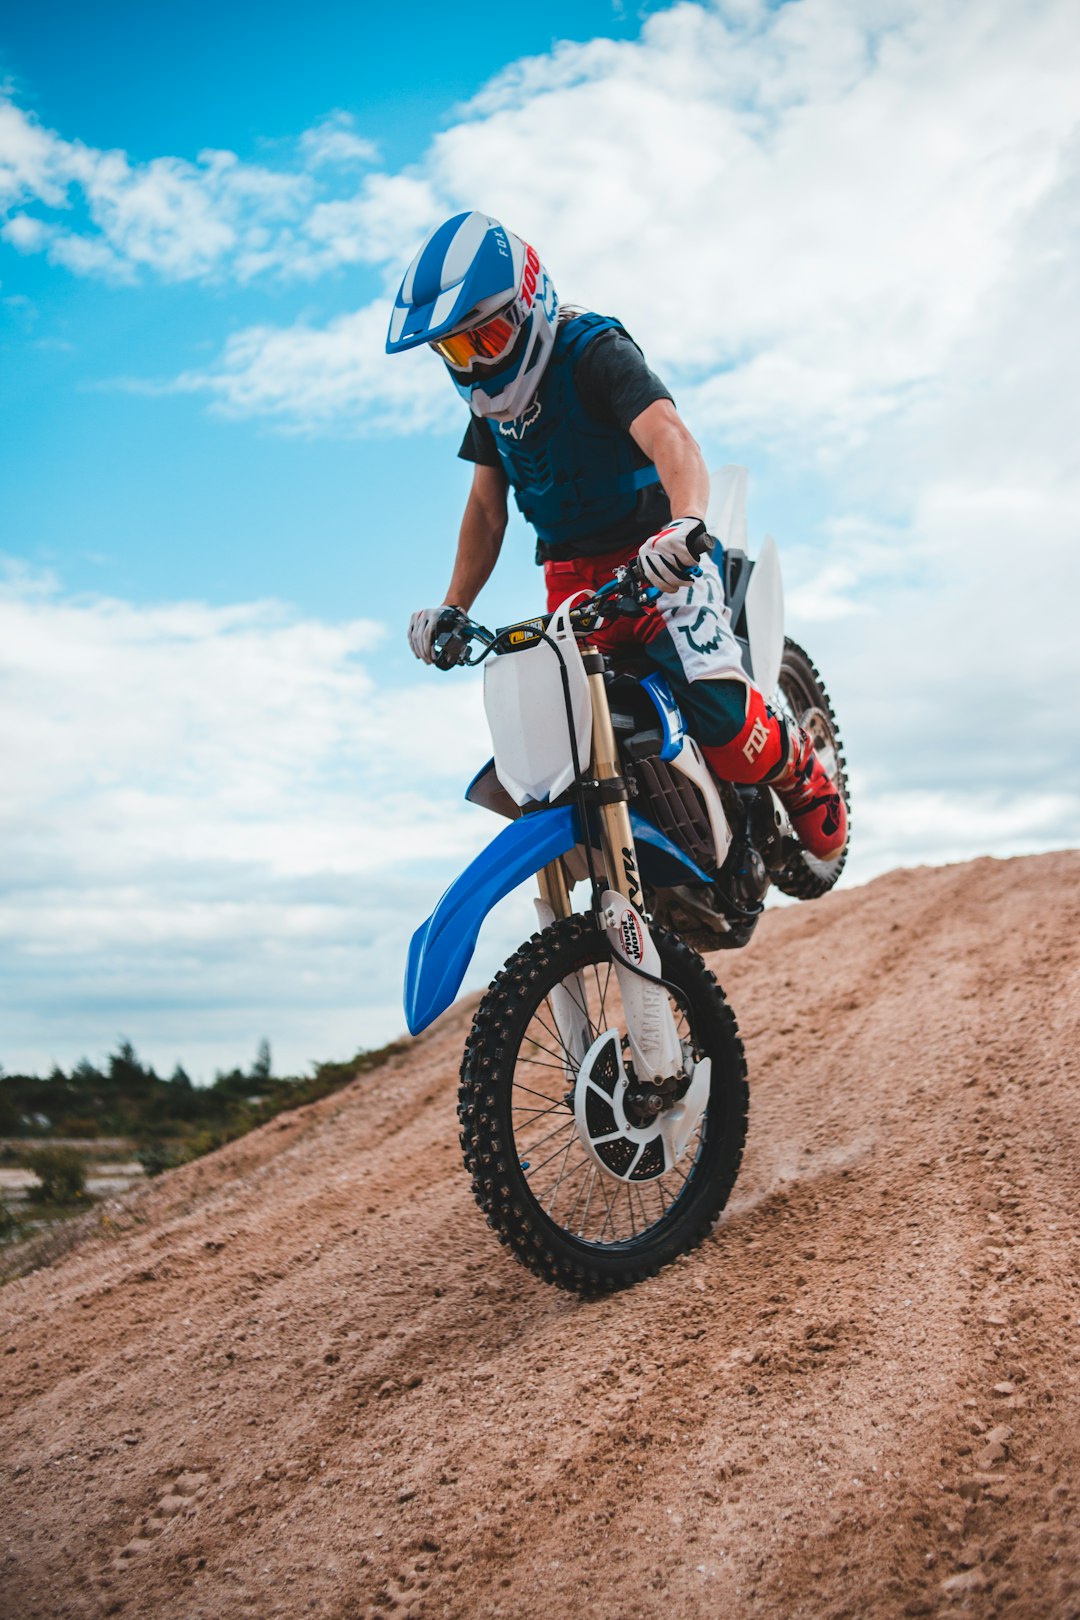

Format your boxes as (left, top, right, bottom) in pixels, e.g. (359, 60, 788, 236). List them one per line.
(457, 914, 749, 1295)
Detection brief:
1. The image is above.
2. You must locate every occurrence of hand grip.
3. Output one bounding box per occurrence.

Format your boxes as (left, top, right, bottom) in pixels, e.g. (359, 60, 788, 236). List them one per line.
(431, 606, 471, 671)
(687, 524, 714, 560)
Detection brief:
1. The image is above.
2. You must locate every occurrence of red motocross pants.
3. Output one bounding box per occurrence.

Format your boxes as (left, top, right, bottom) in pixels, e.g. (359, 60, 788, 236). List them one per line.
(543, 542, 785, 783)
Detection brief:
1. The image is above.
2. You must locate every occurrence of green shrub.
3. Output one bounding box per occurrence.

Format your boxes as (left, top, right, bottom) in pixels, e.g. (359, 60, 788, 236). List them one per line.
(54, 1117, 101, 1140)
(24, 1145, 87, 1204)
(0, 1195, 17, 1239)
(137, 1141, 188, 1178)
(183, 1128, 228, 1159)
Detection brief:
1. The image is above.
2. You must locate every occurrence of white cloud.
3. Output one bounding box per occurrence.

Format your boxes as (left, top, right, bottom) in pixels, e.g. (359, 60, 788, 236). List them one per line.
(161, 0, 1080, 452)
(299, 111, 380, 170)
(171, 302, 451, 433)
(438, 0, 1078, 450)
(302, 172, 440, 270)
(3, 1, 1079, 1073)
(12, 1, 1077, 448)
(2, 480, 1075, 1081)
(0, 564, 501, 1075)
(1, 212, 49, 251)
(0, 97, 385, 283)
(0, 95, 69, 207)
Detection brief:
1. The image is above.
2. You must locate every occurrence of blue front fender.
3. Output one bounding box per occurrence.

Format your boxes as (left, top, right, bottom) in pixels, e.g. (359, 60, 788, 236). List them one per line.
(403, 803, 715, 1036)
(404, 805, 579, 1035)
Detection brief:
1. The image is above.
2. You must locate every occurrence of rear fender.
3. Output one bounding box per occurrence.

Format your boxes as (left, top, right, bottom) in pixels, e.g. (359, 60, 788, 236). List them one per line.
(404, 805, 578, 1035)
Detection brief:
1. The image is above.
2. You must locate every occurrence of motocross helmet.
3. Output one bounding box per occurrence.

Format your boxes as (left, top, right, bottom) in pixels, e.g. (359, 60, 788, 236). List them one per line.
(385, 211, 558, 421)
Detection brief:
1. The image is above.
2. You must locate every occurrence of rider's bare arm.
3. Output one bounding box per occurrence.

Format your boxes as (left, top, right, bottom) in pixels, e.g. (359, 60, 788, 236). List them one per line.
(629, 399, 710, 522)
(445, 463, 510, 613)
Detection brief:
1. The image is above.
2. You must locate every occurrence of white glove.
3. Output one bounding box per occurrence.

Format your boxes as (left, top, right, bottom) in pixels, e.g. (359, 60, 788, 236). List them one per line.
(637, 517, 710, 593)
(408, 605, 457, 664)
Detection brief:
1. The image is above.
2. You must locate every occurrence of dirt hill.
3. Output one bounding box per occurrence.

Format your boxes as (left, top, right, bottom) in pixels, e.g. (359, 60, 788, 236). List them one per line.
(2, 851, 1078, 1620)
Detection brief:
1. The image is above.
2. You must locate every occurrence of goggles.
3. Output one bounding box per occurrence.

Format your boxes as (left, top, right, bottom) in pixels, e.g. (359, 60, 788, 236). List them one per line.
(431, 310, 519, 374)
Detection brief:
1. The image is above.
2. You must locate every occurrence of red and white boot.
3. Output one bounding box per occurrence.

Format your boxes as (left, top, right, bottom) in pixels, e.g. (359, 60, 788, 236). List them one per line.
(768, 723, 847, 861)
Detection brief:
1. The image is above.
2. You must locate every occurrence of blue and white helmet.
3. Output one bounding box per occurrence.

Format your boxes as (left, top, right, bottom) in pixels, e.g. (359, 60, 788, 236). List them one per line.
(385, 211, 559, 422)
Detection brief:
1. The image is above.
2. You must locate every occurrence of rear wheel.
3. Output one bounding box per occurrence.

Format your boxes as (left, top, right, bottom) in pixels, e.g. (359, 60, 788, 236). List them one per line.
(458, 914, 748, 1294)
(772, 637, 851, 899)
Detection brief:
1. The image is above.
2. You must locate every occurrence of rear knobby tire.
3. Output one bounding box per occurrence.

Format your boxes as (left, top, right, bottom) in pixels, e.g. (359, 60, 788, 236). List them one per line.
(772, 636, 851, 900)
(458, 914, 748, 1294)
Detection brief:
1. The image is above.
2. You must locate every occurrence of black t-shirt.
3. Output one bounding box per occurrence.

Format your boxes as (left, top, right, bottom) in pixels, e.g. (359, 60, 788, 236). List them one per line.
(457, 325, 675, 561)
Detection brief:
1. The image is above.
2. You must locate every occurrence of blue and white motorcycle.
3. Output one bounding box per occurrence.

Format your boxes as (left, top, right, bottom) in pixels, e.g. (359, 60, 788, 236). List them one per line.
(404, 470, 850, 1293)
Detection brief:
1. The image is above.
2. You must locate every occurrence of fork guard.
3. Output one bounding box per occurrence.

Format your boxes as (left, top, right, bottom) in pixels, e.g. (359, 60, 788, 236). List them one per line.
(403, 805, 711, 1035)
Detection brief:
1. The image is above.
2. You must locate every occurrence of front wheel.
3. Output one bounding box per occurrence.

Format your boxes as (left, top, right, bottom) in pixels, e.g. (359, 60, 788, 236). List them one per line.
(772, 637, 851, 899)
(458, 915, 748, 1294)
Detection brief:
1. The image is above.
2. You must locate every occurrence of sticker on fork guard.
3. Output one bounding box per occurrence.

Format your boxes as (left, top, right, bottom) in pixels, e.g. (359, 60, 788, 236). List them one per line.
(619, 909, 644, 963)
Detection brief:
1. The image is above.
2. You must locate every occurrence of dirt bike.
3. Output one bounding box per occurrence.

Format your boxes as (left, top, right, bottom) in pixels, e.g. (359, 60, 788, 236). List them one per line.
(403, 469, 850, 1294)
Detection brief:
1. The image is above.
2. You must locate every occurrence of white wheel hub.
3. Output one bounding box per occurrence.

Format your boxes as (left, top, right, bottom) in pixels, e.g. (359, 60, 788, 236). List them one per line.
(573, 1028, 711, 1184)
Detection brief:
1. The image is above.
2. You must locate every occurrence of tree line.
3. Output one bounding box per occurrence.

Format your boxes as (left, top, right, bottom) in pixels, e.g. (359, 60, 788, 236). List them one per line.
(0, 1037, 403, 1162)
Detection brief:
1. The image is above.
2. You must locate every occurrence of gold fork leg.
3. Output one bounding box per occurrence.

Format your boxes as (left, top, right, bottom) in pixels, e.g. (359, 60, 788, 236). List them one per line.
(586, 666, 643, 909)
(537, 858, 572, 919)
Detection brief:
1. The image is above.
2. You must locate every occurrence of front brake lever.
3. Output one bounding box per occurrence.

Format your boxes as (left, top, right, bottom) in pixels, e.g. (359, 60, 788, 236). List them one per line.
(613, 562, 655, 616)
(431, 606, 473, 670)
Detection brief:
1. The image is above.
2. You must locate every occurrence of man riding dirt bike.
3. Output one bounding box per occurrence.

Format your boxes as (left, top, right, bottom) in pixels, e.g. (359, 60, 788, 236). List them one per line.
(386, 212, 850, 1294)
(386, 210, 846, 864)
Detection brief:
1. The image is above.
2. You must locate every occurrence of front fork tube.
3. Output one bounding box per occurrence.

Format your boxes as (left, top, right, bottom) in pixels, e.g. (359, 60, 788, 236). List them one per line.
(584, 663, 683, 1085)
(537, 858, 571, 920)
(585, 666, 641, 908)
(535, 859, 588, 1078)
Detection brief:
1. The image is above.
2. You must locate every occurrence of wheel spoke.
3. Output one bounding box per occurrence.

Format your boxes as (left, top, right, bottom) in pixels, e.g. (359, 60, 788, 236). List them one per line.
(543, 1130, 580, 1215)
(532, 1006, 573, 1061)
(519, 1032, 574, 1068)
(597, 961, 613, 1030)
(513, 1080, 568, 1106)
(669, 1161, 691, 1194)
(530, 1152, 592, 1220)
(517, 1055, 577, 1075)
(458, 919, 747, 1280)
(577, 1167, 597, 1237)
(512, 1100, 567, 1124)
(524, 1129, 581, 1179)
(559, 974, 593, 1030)
(521, 1116, 580, 1158)
(566, 1161, 592, 1230)
(596, 1173, 619, 1242)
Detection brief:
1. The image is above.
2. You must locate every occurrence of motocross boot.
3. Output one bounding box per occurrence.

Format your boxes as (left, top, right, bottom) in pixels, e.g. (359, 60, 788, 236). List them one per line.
(767, 721, 847, 861)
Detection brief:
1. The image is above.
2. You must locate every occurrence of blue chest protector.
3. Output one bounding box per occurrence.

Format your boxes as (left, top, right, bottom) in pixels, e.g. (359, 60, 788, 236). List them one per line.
(486, 313, 661, 551)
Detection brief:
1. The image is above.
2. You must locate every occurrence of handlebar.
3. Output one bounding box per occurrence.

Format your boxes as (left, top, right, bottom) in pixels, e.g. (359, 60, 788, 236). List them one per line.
(430, 606, 476, 671)
(430, 533, 714, 671)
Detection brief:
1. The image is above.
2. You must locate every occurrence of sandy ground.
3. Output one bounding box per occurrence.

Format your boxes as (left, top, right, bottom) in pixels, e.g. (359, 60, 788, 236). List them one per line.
(1, 850, 1078, 1620)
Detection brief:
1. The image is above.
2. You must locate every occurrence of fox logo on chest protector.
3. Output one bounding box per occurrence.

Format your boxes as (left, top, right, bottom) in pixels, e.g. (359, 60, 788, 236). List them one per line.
(498, 399, 542, 440)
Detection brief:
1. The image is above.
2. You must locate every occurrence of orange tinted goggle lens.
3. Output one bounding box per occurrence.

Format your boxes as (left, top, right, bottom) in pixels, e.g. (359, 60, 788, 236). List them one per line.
(432, 315, 516, 370)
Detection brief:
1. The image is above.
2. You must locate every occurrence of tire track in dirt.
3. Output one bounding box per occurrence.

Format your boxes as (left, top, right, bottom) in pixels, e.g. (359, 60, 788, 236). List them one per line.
(1, 850, 1078, 1619)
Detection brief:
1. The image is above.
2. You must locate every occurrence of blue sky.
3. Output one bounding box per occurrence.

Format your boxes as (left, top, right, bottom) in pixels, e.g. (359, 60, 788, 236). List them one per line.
(2, 0, 688, 626)
(1, 0, 823, 636)
(2, 0, 1078, 1078)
